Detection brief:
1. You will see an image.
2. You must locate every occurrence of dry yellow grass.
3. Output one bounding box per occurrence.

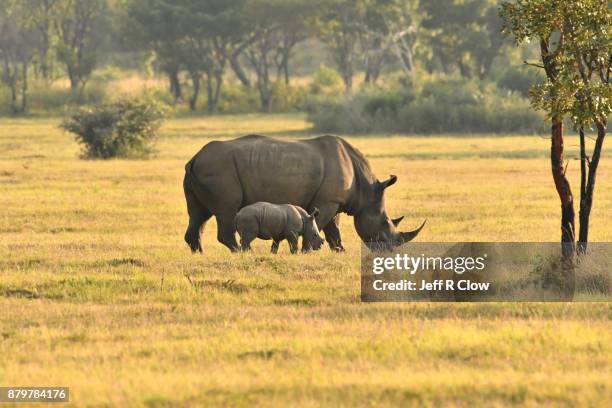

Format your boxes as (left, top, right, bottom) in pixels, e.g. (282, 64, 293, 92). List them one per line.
(0, 115, 610, 407)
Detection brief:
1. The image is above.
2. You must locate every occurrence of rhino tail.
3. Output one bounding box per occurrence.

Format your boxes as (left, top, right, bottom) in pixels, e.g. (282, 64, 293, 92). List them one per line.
(184, 159, 211, 211)
(184, 159, 213, 253)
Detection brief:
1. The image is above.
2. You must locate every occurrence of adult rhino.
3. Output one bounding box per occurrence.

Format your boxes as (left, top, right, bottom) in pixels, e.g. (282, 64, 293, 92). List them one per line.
(183, 134, 425, 252)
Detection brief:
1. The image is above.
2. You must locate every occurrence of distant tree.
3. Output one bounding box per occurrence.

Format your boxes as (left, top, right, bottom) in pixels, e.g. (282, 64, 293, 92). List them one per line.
(422, 0, 505, 79)
(318, 0, 363, 92)
(271, 0, 321, 85)
(129, 0, 247, 111)
(181, 0, 246, 111)
(0, 1, 38, 113)
(243, 0, 320, 111)
(52, 0, 108, 97)
(128, 0, 186, 103)
(242, 0, 284, 111)
(24, 0, 56, 80)
(500, 0, 611, 257)
(359, 0, 422, 82)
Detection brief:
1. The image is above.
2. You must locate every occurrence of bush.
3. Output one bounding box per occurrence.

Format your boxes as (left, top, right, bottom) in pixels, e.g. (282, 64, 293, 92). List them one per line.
(60, 97, 167, 159)
(269, 82, 308, 112)
(308, 77, 546, 134)
(28, 81, 108, 114)
(216, 83, 260, 113)
(310, 64, 343, 95)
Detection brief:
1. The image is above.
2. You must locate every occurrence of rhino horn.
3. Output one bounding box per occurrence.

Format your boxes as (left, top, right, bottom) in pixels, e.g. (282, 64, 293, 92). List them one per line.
(397, 219, 427, 244)
(379, 175, 397, 190)
(392, 216, 405, 227)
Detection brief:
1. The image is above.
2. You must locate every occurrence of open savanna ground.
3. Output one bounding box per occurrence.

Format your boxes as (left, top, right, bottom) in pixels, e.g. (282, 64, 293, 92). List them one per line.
(0, 114, 611, 407)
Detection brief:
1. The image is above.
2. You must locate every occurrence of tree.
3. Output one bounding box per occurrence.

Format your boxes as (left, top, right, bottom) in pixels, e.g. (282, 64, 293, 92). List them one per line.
(318, 0, 364, 92)
(243, 0, 319, 111)
(53, 0, 108, 97)
(181, 0, 244, 112)
(422, 0, 505, 79)
(0, 1, 38, 113)
(500, 1, 611, 258)
(359, 0, 422, 82)
(128, 0, 185, 103)
(272, 0, 321, 85)
(129, 0, 245, 111)
(24, 0, 56, 80)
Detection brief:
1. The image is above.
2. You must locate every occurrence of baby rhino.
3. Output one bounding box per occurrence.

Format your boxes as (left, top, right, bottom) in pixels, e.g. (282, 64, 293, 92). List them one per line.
(235, 202, 325, 254)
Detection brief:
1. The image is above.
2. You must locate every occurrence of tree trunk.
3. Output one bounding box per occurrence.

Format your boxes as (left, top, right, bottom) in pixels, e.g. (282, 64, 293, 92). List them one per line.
(399, 47, 414, 77)
(230, 54, 251, 88)
(578, 122, 606, 253)
(258, 79, 271, 112)
(189, 72, 200, 111)
(9, 79, 18, 114)
(283, 59, 290, 85)
(168, 69, 182, 103)
(20, 62, 28, 113)
(457, 59, 471, 78)
(212, 73, 223, 111)
(579, 127, 587, 253)
(550, 121, 576, 257)
(40, 40, 50, 80)
(341, 67, 352, 93)
(68, 70, 79, 99)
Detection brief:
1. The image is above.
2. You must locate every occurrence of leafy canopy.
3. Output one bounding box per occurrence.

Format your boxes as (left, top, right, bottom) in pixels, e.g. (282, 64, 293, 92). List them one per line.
(500, 0, 611, 128)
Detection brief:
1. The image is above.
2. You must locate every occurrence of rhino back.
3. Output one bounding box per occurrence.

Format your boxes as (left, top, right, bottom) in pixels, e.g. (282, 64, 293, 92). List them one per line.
(238, 202, 301, 239)
(189, 135, 371, 215)
(229, 136, 325, 207)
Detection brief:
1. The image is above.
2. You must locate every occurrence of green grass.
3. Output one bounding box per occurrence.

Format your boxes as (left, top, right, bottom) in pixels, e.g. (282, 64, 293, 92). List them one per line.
(0, 114, 611, 407)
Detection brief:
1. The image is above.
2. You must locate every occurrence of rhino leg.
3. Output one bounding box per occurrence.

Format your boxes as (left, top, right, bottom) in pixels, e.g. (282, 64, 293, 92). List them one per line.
(323, 214, 345, 252)
(287, 235, 299, 255)
(240, 235, 254, 252)
(184, 182, 212, 253)
(271, 240, 280, 254)
(216, 213, 239, 252)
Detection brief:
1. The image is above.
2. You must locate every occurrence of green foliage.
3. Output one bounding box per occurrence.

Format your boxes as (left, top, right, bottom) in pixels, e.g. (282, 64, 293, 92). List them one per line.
(215, 83, 261, 113)
(421, 0, 506, 79)
(60, 97, 167, 159)
(269, 82, 308, 112)
(497, 65, 546, 97)
(310, 64, 343, 94)
(308, 78, 545, 134)
(500, 0, 611, 129)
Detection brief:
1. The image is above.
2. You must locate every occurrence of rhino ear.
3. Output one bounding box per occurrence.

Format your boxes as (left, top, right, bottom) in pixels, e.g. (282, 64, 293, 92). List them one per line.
(379, 175, 398, 190)
(392, 216, 404, 227)
(309, 208, 320, 218)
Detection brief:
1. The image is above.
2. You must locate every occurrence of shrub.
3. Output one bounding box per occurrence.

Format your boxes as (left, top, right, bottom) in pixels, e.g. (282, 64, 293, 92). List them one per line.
(60, 97, 167, 159)
(269, 82, 308, 112)
(309, 64, 343, 95)
(307, 98, 373, 133)
(216, 83, 260, 113)
(308, 77, 546, 134)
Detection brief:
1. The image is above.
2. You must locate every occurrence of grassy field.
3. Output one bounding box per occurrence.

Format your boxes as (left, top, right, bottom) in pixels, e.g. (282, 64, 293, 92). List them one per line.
(0, 114, 611, 407)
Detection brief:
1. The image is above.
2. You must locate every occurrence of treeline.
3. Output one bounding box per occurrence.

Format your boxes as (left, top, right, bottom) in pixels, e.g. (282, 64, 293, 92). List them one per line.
(1, 0, 544, 131)
(129, 0, 518, 113)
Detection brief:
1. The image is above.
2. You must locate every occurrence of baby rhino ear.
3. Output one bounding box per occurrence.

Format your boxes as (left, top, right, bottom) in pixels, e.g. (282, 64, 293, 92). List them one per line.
(309, 208, 320, 218)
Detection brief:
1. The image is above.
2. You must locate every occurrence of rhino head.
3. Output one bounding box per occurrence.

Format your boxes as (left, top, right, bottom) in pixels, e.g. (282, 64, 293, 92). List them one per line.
(302, 208, 325, 252)
(354, 175, 426, 251)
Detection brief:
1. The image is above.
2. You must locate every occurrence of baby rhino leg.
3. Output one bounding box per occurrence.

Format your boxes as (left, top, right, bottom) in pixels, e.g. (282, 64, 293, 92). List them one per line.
(287, 233, 299, 255)
(270, 239, 281, 254)
(240, 234, 255, 251)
